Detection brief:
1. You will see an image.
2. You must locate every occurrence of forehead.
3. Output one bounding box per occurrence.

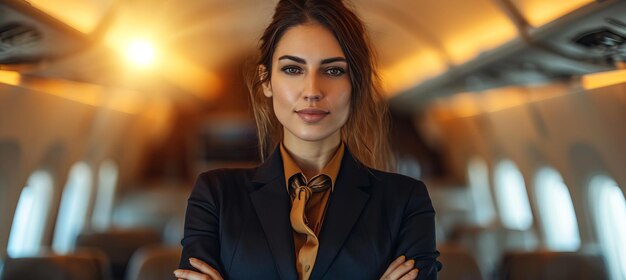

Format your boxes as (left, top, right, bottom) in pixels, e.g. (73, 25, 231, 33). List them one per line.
(273, 23, 345, 61)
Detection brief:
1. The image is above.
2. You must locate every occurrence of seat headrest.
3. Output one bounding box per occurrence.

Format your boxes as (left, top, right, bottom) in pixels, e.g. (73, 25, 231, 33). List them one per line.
(1, 251, 110, 280)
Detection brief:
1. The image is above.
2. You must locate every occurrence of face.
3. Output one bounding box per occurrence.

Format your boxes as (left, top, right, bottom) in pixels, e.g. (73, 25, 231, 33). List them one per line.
(263, 22, 351, 145)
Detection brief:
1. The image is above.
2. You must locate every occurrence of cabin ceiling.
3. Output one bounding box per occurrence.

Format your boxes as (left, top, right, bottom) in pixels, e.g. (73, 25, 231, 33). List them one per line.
(1, 0, 625, 112)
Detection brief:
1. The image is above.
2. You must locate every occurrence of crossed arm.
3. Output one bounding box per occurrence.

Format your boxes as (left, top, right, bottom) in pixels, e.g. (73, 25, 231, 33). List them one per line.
(174, 255, 420, 280)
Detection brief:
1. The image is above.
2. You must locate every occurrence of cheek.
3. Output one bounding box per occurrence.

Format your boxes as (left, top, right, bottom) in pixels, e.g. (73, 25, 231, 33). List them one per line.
(334, 91, 352, 126)
(271, 77, 300, 104)
(271, 93, 300, 130)
(338, 84, 352, 113)
(270, 81, 295, 115)
(272, 95, 289, 121)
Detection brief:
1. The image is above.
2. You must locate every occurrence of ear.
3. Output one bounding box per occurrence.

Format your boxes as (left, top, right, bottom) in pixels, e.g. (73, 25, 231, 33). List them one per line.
(258, 65, 272, 98)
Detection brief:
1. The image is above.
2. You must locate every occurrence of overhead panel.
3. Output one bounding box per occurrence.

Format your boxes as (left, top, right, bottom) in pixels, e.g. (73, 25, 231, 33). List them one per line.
(365, 0, 518, 96)
(27, 0, 113, 34)
(509, 0, 594, 27)
(380, 49, 448, 96)
(432, 0, 518, 65)
(383, 0, 518, 65)
(356, 6, 448, 96)
(160, 1, 273, 70)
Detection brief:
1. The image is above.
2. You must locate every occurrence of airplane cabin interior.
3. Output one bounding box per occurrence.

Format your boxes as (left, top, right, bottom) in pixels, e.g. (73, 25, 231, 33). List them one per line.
(0, 0, 625, 279)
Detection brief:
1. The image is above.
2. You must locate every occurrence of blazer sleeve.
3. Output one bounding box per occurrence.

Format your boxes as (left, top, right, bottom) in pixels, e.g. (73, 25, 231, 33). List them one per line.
(393, 180, 442, 280)
(179, 172, 225, 274)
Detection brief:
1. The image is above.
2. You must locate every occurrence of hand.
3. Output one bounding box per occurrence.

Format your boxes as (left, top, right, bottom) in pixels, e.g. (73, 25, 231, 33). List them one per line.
(173, 258, 224, 280)
(380, 255, 419, 280)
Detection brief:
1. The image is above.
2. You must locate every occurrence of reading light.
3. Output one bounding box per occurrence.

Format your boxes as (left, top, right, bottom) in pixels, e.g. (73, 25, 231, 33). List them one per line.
(125, 40, 156, 67)
(581, 69, 626, 90)
(0, 70, 21, 86)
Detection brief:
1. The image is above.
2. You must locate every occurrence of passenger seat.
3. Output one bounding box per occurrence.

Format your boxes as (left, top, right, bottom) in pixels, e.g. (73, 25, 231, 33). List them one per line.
(438, 244, 483, 280)
(76, 229, 161, 280)
(497, 251, 608, 280)
(0, 249, 111, 280)
(126, 245, 181, 280)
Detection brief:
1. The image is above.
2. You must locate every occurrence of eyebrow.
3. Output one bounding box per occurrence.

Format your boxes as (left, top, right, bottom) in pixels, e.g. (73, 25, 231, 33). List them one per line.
(278, 55, 347, 64)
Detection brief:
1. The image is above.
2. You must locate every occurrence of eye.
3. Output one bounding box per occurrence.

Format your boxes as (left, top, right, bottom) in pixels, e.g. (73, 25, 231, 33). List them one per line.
(281, 66, 302, 75)
(325, 67, 346, 77)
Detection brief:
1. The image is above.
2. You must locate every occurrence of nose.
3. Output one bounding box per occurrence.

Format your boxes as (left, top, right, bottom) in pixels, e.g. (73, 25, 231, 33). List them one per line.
(303, 73, 322, 102)
(304, 94, 321, 102)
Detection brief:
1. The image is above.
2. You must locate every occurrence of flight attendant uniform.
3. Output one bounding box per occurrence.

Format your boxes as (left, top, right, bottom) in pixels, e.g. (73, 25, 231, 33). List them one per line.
(179, 144, 441, 279)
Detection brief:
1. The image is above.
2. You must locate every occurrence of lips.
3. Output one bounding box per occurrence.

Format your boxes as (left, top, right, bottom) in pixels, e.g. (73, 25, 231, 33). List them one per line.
(295, 108, 329, 123)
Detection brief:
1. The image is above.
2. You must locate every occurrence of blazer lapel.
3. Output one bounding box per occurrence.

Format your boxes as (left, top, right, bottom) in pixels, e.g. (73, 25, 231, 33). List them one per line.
(310, 150, 371, 280)
(250, 148, 298, 280)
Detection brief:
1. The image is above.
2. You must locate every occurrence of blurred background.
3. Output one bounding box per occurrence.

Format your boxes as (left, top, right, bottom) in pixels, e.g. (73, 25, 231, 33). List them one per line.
(0, 0, 625, 279)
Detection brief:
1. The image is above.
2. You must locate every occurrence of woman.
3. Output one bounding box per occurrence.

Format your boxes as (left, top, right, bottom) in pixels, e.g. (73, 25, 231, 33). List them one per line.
(175, 0, 441, 279)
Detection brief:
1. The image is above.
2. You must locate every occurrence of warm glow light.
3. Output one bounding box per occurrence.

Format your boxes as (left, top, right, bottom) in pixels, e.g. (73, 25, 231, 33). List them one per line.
(104, 24, 221, 99)
(511, 0, 594, 27)
(27, 0, 112, 34)
(429, 83, 571, 122)
(126, 40, 156, 67)
(0, 70, 21, 86)
(380, 50, 447, 96)
(448, 92, 482, 118)
(480, 86, 529, 113)
(160, 53, 222, 100)
(581, 69, 626, 90)
(17, 76, 141, 114)
(445, 17, 517, 65)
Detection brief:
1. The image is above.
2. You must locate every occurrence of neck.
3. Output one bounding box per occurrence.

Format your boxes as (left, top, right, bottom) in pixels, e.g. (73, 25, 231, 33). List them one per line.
(283, 131, 341, 179)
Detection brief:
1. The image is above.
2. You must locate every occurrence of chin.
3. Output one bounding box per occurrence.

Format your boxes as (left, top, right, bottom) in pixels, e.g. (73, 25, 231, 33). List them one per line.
(291, 128, 340, 143)
(295, 133, 334, 142)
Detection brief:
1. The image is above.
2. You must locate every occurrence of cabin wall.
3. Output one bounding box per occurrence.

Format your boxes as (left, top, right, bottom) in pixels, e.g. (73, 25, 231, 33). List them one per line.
(0, 82, 157, 260)
(423, 81, 626, 248)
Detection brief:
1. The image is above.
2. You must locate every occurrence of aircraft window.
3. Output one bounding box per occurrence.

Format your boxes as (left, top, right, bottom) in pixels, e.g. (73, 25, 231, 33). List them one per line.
(467, 158, 496, 226)
(494, 160, 533, 230)
(534, 168, 580, 251)
(590, 175, 626, 280)
(91, 160, 119, 231)
(53, 162, 93, 253)
(7, 170, 54, 257)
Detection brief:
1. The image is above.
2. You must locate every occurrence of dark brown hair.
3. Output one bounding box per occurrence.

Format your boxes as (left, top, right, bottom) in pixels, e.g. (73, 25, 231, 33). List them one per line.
(248, 0, 393, 171)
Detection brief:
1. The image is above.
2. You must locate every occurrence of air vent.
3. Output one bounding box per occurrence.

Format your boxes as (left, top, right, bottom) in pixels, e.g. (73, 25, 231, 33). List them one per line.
(573, 27, 626, 62)
(574, 27, 624, 49)
(0, 22, 42, 63)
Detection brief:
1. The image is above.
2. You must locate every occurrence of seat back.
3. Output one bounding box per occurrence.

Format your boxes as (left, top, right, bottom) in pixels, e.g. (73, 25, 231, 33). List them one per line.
(438, 244, 483, 280)
(498, 251, 608, 280)
(126, 245, 182, 280)
(76, 229, 161, 280)
(1, 250, 111, 280)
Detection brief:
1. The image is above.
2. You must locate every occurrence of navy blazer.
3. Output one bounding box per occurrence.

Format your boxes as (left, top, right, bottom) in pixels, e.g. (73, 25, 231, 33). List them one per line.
(179, 148, 441, 279)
